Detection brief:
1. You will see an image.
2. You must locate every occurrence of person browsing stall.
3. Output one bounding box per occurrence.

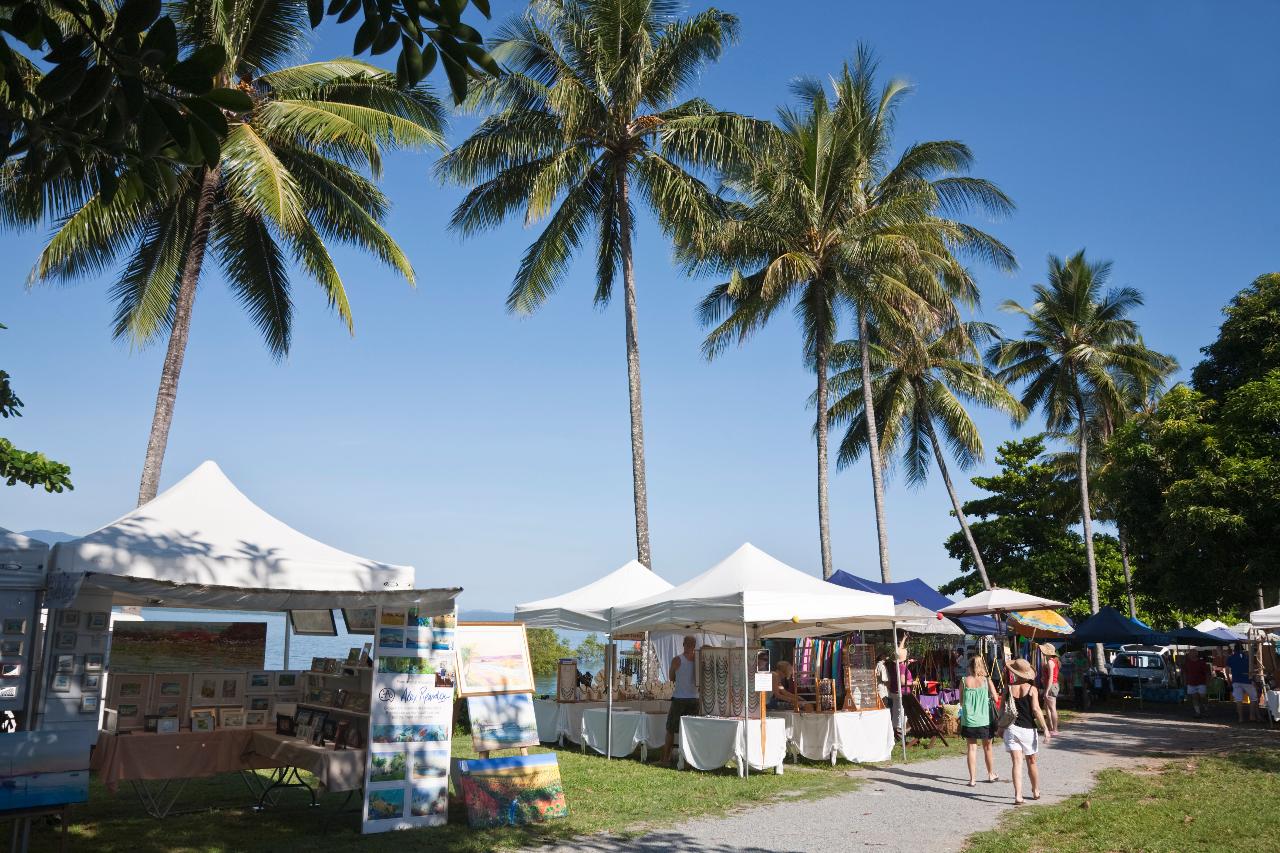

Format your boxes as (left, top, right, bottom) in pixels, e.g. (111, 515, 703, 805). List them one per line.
(1182, 651, 1210, 718)
(1003, 658, 1052, 806)
(1226, 643, 1260, 723)
(767, 660, 802, 711)
(662, 635, 699, 765)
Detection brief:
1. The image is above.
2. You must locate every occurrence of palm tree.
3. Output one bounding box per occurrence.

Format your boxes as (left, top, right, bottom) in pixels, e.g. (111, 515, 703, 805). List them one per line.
(26, 0, 445, 505)
(437, 0, 752, 569)
(684, 48, 1014, 580)
(991, 251, 1176, 618)
(827, 318, 1025, 589)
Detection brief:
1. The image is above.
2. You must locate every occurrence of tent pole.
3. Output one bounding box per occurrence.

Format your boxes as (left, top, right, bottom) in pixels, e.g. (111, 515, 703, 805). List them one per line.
(891, 621, 906, 763)
(605, 613, 613, 761)
(282, 614, 291, 670)
(742, 621, 749, 779)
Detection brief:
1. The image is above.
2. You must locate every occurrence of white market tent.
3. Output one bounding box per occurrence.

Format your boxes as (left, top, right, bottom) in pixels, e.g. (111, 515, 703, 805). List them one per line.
(611, 543, 895, 637)
(0, 527, 49, 572)
(46, 461, 451, 613)
(893, 601, 962, 636)
(937, 587, 1067, 617)
(514, 559, 673, 633)
(1250, 605, 1280, 630)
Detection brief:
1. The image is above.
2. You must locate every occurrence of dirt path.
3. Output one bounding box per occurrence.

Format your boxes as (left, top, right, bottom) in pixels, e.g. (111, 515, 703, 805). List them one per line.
(535, 711, 1278, 852)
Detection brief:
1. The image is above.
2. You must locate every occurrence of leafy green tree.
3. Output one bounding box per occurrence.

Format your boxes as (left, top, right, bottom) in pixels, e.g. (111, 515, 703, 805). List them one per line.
(526, 627, 573, 677)
(991, 252, 1175, 618)
(575, 632, 606, 665)
(1191, 272, 1280, 400)
(439, 0, 751, 569)
(686, 48, 1014, 580)
(0, 325, 72, 491)
(829, 319, 1024, 589)
(26, 0, 445, 505)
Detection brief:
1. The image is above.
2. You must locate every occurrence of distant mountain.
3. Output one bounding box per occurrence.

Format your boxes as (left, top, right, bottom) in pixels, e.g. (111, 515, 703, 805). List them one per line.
(20, 529, 77, 544)
(459, 608, 514, 622)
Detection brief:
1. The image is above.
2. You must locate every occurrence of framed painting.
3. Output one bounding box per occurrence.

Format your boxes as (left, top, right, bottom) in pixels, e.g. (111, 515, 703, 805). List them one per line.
(110, 673, 152, 708)
(246, 671, 273, 692)
(453, 622, 534, 697)
(340, 608, 376, 635)
(148, 673, 190, 718)
(467, 693, 539, 753)
(289, 610, 337, 637)
(110, 621, 267, 672)
(86, 611, 110, 631)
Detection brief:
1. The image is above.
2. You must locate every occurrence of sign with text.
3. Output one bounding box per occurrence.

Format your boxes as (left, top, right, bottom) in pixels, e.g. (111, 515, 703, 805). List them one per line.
(361, 605, 458, 834)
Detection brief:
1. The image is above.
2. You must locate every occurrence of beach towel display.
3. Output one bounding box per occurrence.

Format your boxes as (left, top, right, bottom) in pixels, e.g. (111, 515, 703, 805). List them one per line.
(361, 606, 457, 833)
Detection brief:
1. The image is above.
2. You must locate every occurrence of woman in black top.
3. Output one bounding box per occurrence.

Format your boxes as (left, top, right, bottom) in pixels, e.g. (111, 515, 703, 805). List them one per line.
(1002, 658, 1051, 805)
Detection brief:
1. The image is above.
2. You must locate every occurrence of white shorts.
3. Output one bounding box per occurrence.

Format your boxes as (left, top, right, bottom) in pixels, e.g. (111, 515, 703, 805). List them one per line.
(1003, 724, 1038, 756)
(1233, 683, 1258, 703)
(1186, 685, 1207, 696)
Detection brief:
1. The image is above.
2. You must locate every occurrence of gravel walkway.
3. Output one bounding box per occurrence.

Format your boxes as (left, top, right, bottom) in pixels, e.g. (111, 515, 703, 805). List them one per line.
(534, 710, 1278, 853)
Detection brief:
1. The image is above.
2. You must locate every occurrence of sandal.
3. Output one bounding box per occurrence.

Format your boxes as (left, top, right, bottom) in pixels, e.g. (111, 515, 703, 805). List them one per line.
(1032, 792, 1041, 800)
(1013, 799, 1024, 806)
(988, 774, 999, 782)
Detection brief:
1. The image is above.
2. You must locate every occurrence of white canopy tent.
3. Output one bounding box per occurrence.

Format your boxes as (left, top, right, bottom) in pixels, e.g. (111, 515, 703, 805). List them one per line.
(937, 588, 1067, 617)
(514, 560, 673, 633)
(612, 543, 902, 769)
(44, 461, 457, 666)
(1249, 606, 1280, 630)
(0, 528, 49, 573)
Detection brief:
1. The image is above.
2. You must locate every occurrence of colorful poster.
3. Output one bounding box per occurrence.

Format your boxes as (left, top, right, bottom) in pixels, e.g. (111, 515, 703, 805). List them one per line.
(361, 605, 457, 834)
(109, 622, 267, 671)
(467, 693, 539, 753)
(455, 753, 568, 828)
(454, 623, 535, 696)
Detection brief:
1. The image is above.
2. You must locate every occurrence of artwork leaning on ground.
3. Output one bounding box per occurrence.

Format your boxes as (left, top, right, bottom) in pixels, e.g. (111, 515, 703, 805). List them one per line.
(109, 622, 268, 672)
(454, 753, 568, 829)
(467, 692, 539, 753)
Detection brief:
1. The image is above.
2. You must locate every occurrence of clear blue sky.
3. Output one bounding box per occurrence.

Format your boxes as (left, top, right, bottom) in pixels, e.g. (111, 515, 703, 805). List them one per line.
(3, 1, 1277, 613)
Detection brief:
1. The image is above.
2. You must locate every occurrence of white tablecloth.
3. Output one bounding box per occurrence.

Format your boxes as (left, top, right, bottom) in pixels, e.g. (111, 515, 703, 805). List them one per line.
(533, 698, 560, 743)
(772, 710, 894, 763)
(679, 716, 786, 776)
(557, 702, 638, 744)
(581, 709, 667, 758)
(1267, 690, 1280, 722)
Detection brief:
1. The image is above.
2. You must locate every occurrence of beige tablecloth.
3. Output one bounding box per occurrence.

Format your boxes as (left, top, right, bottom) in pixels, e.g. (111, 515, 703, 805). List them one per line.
(244, 731, 366, 792)
(92, 729, 277, 793)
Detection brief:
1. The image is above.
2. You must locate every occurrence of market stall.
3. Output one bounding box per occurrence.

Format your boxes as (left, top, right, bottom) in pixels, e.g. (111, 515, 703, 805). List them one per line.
(768, 708, 894, 764)
(31, 461, 459, 832)
(610, 543, 897, 775)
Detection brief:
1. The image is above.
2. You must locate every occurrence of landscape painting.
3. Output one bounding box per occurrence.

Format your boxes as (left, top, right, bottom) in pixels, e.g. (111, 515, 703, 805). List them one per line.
(110, 622, 267, 672)
(467, 693, 539, 753)
(455, 753, 568, 829)
(453, 623, 534, 696)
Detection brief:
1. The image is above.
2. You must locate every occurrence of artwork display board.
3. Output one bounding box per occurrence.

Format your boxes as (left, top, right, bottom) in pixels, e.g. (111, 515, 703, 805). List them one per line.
(841, 644, 881, 711)
(455, 753, 568, 829)
(0, 582, 40, 724)
(467, 693, 539, 753)
(453, 623, 534, 697)
(696, 647, 760, 718)
(109, 622, 267, 672)
(361, 605, 457, 834)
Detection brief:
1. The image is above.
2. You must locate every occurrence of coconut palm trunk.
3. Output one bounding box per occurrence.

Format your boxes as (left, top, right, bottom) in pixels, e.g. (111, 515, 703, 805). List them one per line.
(815, 337, 833, 579)
(616, 172, 652, 568)
(1075, 395, 1100, 614)
(857, 306, 892, 581)
(921, 410, 992, 590)
(1117, 527, 1137, 619)
(137, 168, 219, 506)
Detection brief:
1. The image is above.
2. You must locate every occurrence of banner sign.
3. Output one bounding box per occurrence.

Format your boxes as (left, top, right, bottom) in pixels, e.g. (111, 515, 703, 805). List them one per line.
(361, 606, 457, 834)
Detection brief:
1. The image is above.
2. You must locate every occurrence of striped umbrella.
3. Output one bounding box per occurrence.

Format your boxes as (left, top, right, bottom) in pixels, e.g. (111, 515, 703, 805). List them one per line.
(1007, 609, 1073, 640)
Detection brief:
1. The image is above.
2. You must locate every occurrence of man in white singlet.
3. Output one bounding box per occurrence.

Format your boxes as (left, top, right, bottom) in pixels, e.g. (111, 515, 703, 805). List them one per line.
(663, 635, 699, 765)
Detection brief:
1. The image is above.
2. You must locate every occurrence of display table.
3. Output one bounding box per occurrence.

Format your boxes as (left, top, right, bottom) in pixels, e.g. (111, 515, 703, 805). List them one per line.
(917, 689, 960, 713)
(92, 729, 276, 793)
(533, 698, 561, 743)
(580, 709, 668, 759)
(678, 716, 786, 776)
(92, 728, 281, 818)
(244, 731, 366, 793)
(1266, 690, 1280, 723)
(771, 710, 894, 764)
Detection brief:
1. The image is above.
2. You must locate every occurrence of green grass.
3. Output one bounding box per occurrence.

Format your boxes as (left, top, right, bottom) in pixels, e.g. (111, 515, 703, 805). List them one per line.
(29, 734, 856, 852)
(964, 748, 1280, 853)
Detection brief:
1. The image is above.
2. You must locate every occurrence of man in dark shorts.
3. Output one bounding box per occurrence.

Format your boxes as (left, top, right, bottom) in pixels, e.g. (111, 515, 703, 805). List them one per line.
(663, 635, 699, 765)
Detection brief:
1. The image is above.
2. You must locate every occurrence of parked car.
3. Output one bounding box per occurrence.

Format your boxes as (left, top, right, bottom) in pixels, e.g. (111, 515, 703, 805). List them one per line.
(1108, 650, 1171, 693)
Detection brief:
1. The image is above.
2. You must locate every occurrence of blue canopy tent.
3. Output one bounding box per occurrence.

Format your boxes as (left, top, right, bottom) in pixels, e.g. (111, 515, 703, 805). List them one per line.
(1167, 626, 1232, 646)
(1071, 606, 1174, 645)
(827, 571, 999, 635)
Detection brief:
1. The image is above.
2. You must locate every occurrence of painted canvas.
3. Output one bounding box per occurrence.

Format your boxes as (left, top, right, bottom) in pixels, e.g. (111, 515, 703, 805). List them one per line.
(454, 623, 534, 696)
(467, 693, 538, 753)
(110, 622, 267, 672)
(455, 754, 568, 829)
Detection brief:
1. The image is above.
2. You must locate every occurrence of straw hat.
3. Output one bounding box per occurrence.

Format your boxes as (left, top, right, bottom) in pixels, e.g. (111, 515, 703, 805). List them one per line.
(1006, 658, 1036, 682)
(1038, 643, 1058, 658)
